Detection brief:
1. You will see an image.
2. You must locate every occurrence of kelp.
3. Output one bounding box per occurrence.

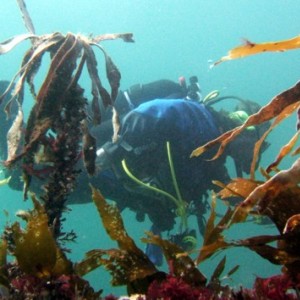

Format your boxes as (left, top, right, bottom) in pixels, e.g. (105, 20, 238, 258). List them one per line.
(193, 186, 300, 278)
(193, 153, 300, 275)
(142, 231, 207, 287)
(11, 194, 72, 278)
(0, 30, 133, 237)
(196, 193, 233, 264)
(16, 0, 35, 34)
(208, 256, 239, 295)
(214, 178, 261, 199)
(231, 158, 300, 228)
(76, 34, 300, 296)
(75, 186, 160, 294)
(213, 35, 300, 66)
(0, 2, 136, 296)
(191, 81, 300, 180)
(1, 3, 300, 297)
(266, 130, 300, 173)
(284, 214, 300, 234)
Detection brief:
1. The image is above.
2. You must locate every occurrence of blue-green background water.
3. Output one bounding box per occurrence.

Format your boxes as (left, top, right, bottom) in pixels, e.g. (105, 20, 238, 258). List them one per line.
(0, 0, 299, 296)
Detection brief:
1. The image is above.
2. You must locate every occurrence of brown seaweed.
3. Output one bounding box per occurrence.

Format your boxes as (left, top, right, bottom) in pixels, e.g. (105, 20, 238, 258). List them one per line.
(266, 131, 300, 173)
(196, 193, 233, 264)
(1, 30, 132, 238)
(5, 105, 23, 163)
(191, 81, 300, 181)
(75, 186, 160, 294)
(142, 231, 207, 287)
(16, 0, 35, 34)
(213, 35, 300, 66)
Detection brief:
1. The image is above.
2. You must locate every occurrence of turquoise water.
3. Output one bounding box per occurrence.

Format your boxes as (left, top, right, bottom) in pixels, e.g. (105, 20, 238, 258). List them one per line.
(0, 0, 299, 296)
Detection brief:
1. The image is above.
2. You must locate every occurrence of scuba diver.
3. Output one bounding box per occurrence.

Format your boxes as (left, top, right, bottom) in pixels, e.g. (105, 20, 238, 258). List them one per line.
(0, 77, 269, 265)
(88, 76, 269, 265)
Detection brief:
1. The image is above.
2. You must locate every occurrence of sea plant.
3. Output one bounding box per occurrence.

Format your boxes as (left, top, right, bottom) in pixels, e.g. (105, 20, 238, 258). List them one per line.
(0, 0, 133, 297)
(0, 1, 300, 298)
(0, 1, 133, 239)
(95, 35, 300, 297)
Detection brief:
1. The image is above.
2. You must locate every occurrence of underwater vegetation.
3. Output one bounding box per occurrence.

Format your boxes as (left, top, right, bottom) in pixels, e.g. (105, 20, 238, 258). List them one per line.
(1, 1, 300, 299)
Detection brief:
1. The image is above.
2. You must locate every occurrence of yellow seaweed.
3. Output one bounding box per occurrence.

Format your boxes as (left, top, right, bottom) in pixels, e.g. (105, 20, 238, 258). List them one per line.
(12, 195, 72, 277)
(214, 35, 300, 66)
(86, 186, 158, 290)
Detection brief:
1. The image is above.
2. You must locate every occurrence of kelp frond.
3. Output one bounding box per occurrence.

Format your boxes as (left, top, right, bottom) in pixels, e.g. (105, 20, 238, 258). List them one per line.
(213, 35, 300, 66)
(141, 231, 207, 287)
(0, 29, 133, 237)
(230, 158, 300, 228)
(75, 186, 159, 294)
(11, 194, 72, 278)
(191, 81, 300, 180)
(196, 193, 233, 264)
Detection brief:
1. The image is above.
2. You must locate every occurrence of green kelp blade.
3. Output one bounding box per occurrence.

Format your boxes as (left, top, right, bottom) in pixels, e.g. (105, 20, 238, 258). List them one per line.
(90, 186, 158, 291)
